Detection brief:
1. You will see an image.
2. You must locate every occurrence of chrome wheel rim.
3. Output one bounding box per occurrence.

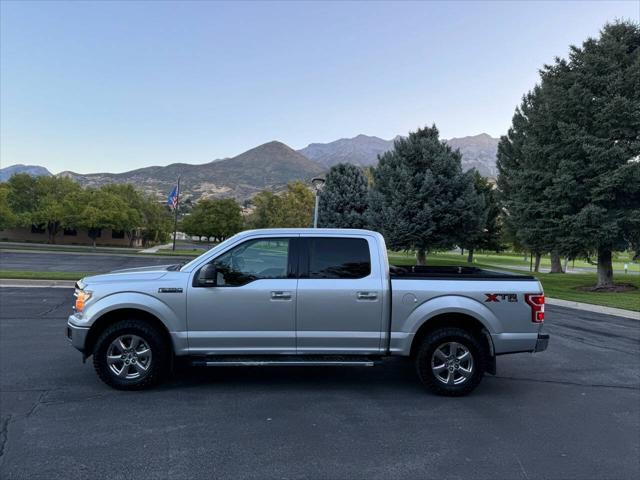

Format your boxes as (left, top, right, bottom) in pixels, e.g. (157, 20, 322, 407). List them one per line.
(431, 341, 474, 386)
(106, 334, 152, 380)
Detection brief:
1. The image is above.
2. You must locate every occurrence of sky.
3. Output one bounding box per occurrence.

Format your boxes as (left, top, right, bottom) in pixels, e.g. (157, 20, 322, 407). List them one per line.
(1, 1, 638, 174)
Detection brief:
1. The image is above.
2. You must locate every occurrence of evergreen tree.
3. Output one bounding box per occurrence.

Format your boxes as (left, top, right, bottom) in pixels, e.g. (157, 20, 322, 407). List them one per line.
(460, 171, 503, 263)
(498, 21, 640, 285)
(496, 87, 566, 273)
(318, 163, 369, 228)
(368, 125, 484, 264)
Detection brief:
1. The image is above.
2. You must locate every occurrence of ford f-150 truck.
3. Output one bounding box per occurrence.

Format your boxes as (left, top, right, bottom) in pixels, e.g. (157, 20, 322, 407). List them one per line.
(67, 228, 548, 396)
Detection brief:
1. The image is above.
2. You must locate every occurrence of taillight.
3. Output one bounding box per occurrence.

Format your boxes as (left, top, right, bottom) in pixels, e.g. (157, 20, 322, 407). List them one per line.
(525, 294, 545, 323)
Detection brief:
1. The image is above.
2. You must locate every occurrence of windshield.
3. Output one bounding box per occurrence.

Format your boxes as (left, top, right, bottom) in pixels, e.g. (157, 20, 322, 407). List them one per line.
(178, 233, 244, 271)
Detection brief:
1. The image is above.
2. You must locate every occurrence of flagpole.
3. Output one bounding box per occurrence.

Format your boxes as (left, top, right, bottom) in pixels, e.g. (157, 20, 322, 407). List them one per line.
(172, 176, 181, 251)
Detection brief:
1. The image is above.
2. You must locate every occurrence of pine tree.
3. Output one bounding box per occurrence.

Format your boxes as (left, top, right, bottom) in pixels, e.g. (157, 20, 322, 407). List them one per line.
(318, 163, 369, 228)
(498, 21, 640, 285)
(368, 125, 484, 264)
(497, 87, 567, 273)
(460, 171, 504, 263)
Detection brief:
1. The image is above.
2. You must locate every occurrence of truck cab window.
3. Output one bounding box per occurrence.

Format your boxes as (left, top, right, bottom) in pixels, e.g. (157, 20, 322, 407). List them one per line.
(308, 238, 371, 279)
(202, 238, 290, 287)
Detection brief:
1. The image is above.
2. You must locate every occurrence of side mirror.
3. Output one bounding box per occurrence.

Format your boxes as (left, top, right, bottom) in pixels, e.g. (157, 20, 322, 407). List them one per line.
(197, 264, 217, 287)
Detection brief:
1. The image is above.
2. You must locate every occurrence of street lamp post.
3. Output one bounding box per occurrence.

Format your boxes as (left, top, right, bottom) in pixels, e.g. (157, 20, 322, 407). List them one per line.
(311, 177, 325, 228)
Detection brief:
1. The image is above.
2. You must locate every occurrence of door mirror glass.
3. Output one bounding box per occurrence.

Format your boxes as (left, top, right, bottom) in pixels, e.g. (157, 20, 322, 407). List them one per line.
(197, 263, 218, 287)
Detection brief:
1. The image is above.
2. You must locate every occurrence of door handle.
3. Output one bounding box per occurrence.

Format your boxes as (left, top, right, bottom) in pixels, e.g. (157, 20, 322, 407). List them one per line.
(357, 291, 378, 300)
(271, 291, 292, 300)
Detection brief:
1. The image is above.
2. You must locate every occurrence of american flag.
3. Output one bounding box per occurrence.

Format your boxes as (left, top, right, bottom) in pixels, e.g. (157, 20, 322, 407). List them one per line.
(167, 184, 179, 209)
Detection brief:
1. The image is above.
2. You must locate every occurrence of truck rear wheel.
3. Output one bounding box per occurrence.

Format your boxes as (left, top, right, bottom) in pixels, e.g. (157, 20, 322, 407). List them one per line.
(93, 319, 170, 390)
(415, 327, 485, 396)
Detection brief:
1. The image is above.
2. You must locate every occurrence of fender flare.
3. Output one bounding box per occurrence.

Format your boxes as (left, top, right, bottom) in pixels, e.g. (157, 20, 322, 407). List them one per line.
(405, 295, 503, 334)
(82, 292, 187, 354)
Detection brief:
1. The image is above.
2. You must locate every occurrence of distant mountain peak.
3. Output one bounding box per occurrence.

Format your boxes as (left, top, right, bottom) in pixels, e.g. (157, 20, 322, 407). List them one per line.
(57, 141, 322, 201)
(0, 164, 52, 182)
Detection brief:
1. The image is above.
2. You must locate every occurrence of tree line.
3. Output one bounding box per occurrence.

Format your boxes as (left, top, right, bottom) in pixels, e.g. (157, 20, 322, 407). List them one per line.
(179, 181, 315, 242)
(294, 21, 639, 289)
(0, 174, 173, 247)
(1, 21, 635, 290)
(316, 128, 503, 266)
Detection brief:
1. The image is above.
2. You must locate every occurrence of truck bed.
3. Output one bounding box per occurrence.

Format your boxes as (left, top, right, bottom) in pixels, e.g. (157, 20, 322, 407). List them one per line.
(390, 265, 535, 280)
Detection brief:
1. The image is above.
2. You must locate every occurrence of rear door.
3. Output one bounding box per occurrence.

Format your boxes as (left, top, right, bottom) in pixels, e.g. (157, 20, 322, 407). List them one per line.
(296, 235, 384, 354)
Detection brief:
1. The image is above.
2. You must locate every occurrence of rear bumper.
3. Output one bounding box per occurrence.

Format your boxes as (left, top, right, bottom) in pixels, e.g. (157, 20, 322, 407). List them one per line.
(535, 333, 549, 352)
(67, 317, 89, 353)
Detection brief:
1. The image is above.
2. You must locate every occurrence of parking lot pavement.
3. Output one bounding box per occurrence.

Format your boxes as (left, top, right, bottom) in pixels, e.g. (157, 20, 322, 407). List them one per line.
(0, 251, 192, 273)
(0, 288, 638, 480)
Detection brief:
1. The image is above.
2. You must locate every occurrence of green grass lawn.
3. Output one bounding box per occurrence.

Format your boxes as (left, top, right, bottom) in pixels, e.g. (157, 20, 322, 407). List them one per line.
(389, 250, 639, 273)
(0, 270, 90, 281)
(2, 249, 637, 311)
(389, 251, 640, 311)
(0, 245, 140, 255)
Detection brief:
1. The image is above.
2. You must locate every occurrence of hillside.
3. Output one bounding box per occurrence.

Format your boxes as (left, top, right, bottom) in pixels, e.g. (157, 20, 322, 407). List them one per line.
(5, 133, 500, 201)
(298, 133, 499, 177)
(446, 133, 500, 177)
(58, 141, 323, 201)
(298, 134, 395, 168)
(0, 164, 52, 182)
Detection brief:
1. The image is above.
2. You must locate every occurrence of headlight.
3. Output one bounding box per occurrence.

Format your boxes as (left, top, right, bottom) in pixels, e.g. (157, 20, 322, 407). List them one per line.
(74, 289, 92, 312)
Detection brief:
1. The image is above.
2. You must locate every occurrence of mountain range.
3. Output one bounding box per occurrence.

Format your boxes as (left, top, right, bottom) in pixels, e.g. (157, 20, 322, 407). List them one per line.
(1, 133, 499, 200)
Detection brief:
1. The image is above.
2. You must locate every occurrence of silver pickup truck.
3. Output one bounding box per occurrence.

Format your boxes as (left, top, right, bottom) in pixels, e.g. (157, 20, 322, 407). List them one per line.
(67, 228, 548, 396)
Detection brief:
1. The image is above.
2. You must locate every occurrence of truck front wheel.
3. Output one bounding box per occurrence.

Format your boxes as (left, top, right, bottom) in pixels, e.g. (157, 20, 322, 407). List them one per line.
(93, 319, 170, 390)
(415, 327, 486, 396)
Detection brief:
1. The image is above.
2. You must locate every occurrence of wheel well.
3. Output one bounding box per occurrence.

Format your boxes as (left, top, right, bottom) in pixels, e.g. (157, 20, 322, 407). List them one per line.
(409, 313, 494, 360)
(84, 308, 174, 357)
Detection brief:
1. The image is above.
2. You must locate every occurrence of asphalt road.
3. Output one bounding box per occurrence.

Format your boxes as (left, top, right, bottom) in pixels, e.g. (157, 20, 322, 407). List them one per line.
(0, 288, 638, 480)
(0, 250, 193, 273)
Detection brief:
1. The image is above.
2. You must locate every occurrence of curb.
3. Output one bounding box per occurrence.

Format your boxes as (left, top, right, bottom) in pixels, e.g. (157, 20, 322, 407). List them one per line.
(546, 298, 639, 320)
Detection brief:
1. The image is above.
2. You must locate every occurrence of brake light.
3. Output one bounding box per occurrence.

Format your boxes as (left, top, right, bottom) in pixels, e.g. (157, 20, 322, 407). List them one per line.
(525, 294, 545, 323)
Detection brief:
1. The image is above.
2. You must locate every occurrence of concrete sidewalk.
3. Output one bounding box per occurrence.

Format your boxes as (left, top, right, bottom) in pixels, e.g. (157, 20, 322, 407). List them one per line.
(546, 298, 639, 320)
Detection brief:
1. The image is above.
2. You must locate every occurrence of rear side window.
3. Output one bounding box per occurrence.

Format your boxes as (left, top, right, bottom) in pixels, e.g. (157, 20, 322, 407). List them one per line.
(307, 238, 371, 279)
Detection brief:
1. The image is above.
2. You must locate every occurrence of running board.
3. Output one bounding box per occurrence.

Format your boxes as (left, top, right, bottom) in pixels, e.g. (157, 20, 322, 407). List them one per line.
(191, 355, 377, 367)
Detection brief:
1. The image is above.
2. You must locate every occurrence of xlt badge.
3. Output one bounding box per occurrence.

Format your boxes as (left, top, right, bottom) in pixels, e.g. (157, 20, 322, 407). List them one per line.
(485, 293, 517, 303)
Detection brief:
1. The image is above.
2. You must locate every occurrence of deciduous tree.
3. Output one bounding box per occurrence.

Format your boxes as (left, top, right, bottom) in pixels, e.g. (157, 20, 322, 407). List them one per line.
(30, 176, 82, 243)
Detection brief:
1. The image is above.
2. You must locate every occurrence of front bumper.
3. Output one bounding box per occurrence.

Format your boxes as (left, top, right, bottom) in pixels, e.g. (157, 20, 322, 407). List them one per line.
(534, 333, 549, 352)
(67, 316, 89, 353)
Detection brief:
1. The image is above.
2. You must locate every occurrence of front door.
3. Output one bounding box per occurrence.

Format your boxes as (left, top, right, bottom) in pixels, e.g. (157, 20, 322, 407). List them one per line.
(296, 236, 384, 354)
(187, 237, 297, 354)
